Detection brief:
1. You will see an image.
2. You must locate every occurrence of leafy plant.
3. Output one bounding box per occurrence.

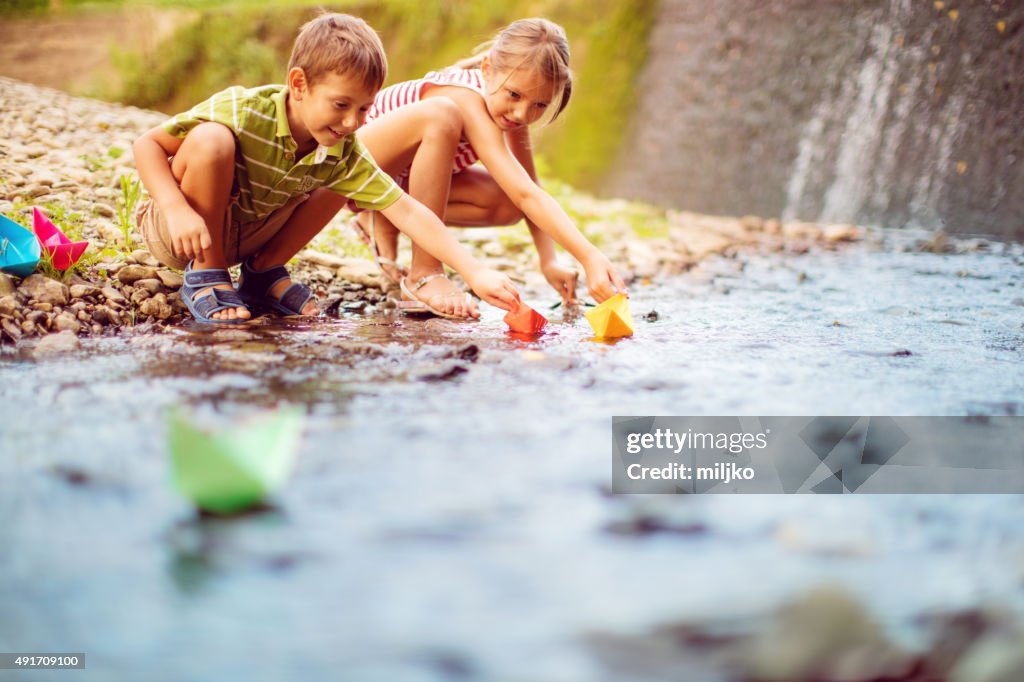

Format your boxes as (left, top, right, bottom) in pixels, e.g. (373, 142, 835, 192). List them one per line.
(116, 173, 142, 252)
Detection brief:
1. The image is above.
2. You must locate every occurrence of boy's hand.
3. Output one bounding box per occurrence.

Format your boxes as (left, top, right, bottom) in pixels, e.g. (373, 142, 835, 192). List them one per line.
(582, 252, 627, 303)
(464, 267, 520, 312)
(541, 260, 579, 305)
(167, 204, 213, 262)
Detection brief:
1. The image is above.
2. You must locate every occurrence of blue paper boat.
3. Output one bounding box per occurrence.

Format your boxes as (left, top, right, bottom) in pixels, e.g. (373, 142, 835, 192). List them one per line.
(0, 213, 41, 277)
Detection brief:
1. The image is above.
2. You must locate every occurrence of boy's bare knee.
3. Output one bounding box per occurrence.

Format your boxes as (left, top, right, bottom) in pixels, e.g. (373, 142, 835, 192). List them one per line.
(182, 123, 237, 164)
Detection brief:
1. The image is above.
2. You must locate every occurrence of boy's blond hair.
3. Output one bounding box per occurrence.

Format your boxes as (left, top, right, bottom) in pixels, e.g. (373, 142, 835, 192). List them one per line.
(288, 13, 387, 90)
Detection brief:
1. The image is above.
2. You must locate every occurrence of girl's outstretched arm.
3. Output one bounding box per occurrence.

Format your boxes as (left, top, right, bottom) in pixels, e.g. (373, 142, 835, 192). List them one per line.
(505, 127, 580, 304)
(448, 89, 626, 302)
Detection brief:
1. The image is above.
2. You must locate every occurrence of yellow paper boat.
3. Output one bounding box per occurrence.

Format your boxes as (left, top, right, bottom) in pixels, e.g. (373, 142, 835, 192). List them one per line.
(584, 293, 634, 338)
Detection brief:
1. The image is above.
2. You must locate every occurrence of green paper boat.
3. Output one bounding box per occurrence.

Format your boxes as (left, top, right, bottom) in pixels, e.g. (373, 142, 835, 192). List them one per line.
(168, 408, 304, 514)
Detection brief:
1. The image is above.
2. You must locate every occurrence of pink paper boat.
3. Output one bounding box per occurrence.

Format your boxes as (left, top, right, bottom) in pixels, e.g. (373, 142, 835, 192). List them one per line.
(33, 207, 89, 270)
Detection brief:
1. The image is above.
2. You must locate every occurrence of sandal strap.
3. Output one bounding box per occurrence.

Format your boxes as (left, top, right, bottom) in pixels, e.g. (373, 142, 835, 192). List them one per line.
(278, 282, 313, 314)
(409, 273, 451, 293)
(192, 286, 245, 317)
(238, 257, 290, 296)
(184, 266, 233, 289)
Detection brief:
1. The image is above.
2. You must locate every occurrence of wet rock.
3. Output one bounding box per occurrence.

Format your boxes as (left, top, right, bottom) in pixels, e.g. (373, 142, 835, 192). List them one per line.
(54, 312, 81, 333)
(33, 330, 80, 357)
(139, 293, 173, 320)
(643, 310, 660, 322)
(1, 318, 22, 342)
(823, 223, 860, 242)
(0, 296, 18, 317)
(130, 249, 160, 267)
(18, 274, 69, 306)
(101, 286, 127, 304)
(117, 265, 158, 284)
(135, 278, 164, 294)
(0, 273, 15, 296)
(413, 361, 469, 382)
(69, 283, 100, 299)
(441, 343, 480, 362)
(157, 270, 184, 289)
(739, 585, 914, 681)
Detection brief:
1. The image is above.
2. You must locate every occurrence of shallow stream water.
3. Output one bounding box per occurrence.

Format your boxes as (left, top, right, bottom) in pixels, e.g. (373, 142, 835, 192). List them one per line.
(2, 231, 1023, 681)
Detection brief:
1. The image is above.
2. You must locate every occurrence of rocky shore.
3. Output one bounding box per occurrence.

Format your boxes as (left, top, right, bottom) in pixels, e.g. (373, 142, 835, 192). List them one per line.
(0, 75, 866, 353)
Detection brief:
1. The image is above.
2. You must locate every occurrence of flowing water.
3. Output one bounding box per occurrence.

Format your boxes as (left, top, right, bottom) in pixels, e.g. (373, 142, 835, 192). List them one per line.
(2, 230, 1024, 680)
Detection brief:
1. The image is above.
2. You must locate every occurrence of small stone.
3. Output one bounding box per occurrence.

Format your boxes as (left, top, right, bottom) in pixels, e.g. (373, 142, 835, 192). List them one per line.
(0, 296, 17, 316)
(139, 293, 172, 320)
(101, 286, 127, 303)
(19, 274, 69, 306)
(130, 249, 160, 267)
(2, 318, 22, 341)
(134, 278, 164, 294)
(764, 218, 782, 235)
(93, 204, 116, 219)
(0, 273, 15, 296)
(30, 302, 53, 312)
(70, 284, 100, 299)
(156, 270, 184, 288)
(54, 312, 81, 333)
(116, 265, 158, 284)
(33, 331, 80, 357)
(823, 224, 860, 242)
(130, 288, 152, 305)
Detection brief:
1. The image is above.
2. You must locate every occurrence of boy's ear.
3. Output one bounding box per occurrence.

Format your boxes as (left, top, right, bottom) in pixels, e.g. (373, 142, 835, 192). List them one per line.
(287, 67, 308, 99)
(481, 54, 491, 78)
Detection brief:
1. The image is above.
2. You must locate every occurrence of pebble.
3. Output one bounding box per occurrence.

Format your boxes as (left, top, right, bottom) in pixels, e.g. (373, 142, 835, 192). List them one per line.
(18, 274, 69, 306)
(116, 265, 158, 284)
(54, 312, 81, 333)
(156, 270, 184, 288)
(32, 330, 80, 357)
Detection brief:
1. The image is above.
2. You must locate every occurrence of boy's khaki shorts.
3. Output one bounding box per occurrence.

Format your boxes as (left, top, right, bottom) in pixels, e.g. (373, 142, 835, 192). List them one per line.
(136, 194, 309, 270)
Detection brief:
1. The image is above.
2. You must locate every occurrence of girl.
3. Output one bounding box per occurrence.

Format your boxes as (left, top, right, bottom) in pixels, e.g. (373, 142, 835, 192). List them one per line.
(351, 18, 626, 319)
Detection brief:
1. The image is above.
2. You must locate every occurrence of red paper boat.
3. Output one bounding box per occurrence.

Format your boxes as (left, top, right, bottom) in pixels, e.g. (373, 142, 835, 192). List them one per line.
(33, 207, 89, 270)
(504, 298, 547, 334)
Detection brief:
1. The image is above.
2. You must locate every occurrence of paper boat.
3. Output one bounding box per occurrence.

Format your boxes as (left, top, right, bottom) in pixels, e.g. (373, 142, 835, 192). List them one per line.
(504, 298, 547, 334)
(168, 408, 304, 514)
(584, 292, 634, 338)
(33, 207, 89, 270)
(0, 213, 41, 277)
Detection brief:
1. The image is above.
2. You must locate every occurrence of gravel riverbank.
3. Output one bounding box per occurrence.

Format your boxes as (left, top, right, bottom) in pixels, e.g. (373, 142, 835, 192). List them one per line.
(0, 75, 867, 352)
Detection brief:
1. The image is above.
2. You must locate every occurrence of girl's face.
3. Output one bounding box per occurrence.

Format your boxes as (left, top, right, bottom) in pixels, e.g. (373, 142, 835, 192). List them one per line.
(481, 56, 556, 132)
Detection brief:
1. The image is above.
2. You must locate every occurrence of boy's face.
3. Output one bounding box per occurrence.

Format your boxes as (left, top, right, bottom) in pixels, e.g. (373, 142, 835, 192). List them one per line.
(290, 69, 377, 147)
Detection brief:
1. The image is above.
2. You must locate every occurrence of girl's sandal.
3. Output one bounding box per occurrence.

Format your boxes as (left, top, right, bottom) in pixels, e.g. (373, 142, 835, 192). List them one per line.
(237, 257, 319, 316)
(399, 274, 476, 320)
(181, 262, 250, 324)
(350, 211, 408, 285)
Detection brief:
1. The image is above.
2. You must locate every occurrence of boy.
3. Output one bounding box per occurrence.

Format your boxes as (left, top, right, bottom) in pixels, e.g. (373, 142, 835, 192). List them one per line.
(133, 13, 519, 323)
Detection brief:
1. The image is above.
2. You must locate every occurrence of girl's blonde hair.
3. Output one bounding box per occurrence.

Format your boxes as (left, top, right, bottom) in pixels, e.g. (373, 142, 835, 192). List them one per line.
(455, 18, 573, 124)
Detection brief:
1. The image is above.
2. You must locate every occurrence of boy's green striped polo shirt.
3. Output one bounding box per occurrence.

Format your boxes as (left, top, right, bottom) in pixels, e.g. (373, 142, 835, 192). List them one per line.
(162, 85, 401, 224)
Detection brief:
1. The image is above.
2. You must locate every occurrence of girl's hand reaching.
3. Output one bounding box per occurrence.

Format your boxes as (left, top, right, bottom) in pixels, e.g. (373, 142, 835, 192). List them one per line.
(582, 252, 627, 303)
(464, 267, 521, 312)
(541, 260, 579, 305)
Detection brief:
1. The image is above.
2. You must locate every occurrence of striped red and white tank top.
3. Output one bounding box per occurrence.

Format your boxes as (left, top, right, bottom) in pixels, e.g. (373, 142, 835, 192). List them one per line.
(367, 68, 487, 174)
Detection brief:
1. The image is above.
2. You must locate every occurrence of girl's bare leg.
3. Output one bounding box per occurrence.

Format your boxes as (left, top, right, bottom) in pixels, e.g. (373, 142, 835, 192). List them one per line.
(356, 98, 475, 317)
